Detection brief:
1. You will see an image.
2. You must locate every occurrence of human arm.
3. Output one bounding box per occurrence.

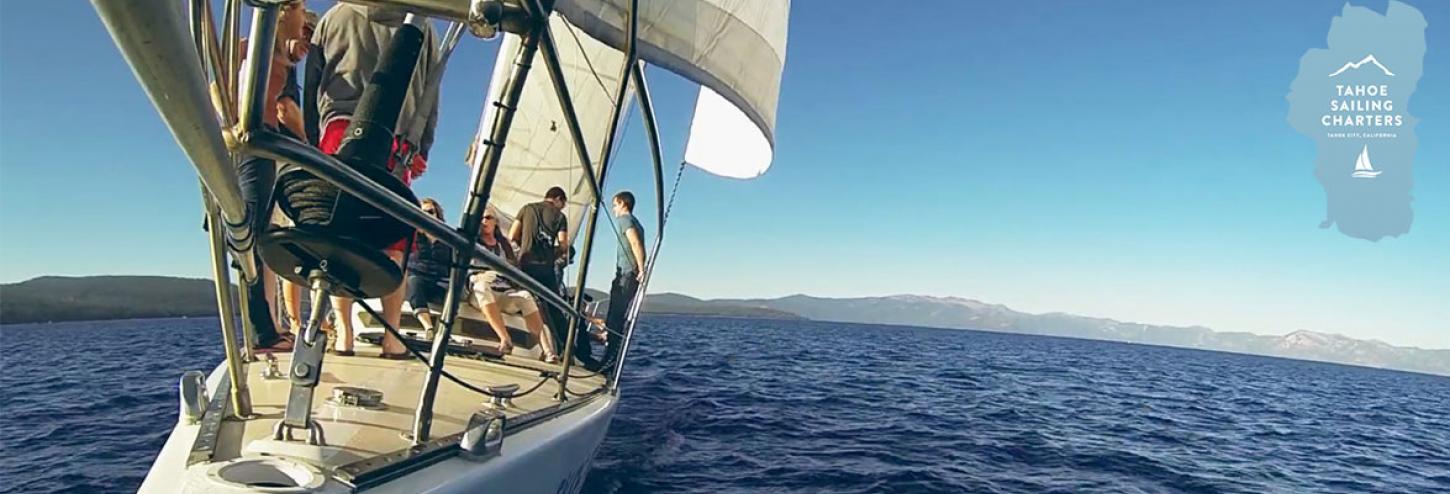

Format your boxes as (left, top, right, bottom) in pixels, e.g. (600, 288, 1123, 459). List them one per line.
(302, 42, 324, 146)
(556, 227, 570, 261)
(419, 29, 441, 158)
(626, 226, 646, 281)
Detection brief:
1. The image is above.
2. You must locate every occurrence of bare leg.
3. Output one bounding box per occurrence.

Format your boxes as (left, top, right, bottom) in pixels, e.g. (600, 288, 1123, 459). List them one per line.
(379, 251, 406, 355)
(472, 290, 515, 355)
(263, 268, 281, 332)
(331, 296, 354, 353)
(523, 311, 558, 361)
(416, 309, 438, 342)
(282, 279, 302, 333)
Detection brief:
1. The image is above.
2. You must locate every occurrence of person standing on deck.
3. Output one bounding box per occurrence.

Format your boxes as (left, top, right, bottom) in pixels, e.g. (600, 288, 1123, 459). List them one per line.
(598, 191, 646, 371)
(275, 8, 319, 335)
(235, 0, 309, 352)
(304, 4, 440, 358)
(509, 186, 571, 356)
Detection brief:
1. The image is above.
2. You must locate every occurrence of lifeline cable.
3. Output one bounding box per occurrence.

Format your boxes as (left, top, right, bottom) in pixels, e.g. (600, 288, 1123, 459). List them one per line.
(353, 298, 558, 399)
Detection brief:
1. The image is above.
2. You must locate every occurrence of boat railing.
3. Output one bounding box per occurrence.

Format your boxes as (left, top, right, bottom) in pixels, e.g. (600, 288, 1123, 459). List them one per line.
(95, 0, 662, 450)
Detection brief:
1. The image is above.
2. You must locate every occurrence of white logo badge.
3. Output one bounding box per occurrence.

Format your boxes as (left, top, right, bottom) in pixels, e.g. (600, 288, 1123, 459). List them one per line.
(1329, 54, 1395, 77)
(1352, 145, 1382, 179)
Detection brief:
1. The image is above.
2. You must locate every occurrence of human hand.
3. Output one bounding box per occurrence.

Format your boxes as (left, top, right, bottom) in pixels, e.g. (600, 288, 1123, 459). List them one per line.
(285, 38, 309, 65)
(277, 100, 303, 136)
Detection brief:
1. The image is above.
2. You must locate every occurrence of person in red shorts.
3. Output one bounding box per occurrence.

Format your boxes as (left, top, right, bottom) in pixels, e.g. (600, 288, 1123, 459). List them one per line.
(305, 4, 439, 358)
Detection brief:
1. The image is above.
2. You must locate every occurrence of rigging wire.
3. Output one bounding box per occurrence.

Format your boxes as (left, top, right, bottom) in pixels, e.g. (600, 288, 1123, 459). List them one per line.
(568, 160, 688, 381)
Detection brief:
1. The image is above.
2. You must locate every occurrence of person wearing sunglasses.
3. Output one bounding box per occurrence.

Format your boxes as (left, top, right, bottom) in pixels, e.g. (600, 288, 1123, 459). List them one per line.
(470, 213, 559, 362)
(401, 198, 452, 343)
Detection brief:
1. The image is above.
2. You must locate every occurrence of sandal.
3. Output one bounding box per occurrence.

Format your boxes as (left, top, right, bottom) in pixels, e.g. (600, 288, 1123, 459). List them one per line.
(333, 349, 355, 357)
(496, 341, 514, 356)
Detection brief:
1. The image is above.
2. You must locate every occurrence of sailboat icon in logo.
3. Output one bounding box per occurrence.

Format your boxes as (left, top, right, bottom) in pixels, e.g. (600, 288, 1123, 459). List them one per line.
(1351, 145, 1382, 179)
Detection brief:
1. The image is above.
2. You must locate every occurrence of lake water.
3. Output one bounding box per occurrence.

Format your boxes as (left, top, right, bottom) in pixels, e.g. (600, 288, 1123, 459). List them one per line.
(2, 316, 1446, 493)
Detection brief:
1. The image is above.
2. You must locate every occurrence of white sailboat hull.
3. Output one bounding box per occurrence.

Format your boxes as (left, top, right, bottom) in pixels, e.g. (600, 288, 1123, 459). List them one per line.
(373, 394, 615, 494)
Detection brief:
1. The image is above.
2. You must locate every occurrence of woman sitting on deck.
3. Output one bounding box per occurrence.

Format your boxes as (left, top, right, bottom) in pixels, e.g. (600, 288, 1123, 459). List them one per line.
(405, 198, 451, 339)
(470, 213, 559, 362)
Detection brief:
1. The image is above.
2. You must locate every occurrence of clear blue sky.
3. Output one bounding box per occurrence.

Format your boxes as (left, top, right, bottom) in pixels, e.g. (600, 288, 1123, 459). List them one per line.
(2, 1, 1446, 348)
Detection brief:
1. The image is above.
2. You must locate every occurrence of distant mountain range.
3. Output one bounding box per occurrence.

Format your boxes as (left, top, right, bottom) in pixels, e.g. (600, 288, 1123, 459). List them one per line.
(0, 276, 799, 324)
(3, 276, 1444, 377)
(709, 294, 1450, 377)
(0, 276, 226, 324)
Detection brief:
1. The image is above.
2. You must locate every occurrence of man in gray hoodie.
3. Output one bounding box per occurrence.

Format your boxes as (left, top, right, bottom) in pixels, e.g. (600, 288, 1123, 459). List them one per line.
(304, 4, 440, 358)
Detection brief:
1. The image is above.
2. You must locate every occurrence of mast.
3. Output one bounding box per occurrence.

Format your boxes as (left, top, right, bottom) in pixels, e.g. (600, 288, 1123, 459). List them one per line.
(412, 19, 544, 444)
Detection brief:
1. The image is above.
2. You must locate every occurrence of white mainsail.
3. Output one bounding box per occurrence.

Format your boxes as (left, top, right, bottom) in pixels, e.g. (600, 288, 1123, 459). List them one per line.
(469, 14, 630, 239)
(556, 0, 790, 146)
(470, 0, 791, 237)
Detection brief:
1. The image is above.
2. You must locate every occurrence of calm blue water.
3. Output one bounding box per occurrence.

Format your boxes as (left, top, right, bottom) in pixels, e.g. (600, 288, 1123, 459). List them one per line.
(2, 317, 1447, 493)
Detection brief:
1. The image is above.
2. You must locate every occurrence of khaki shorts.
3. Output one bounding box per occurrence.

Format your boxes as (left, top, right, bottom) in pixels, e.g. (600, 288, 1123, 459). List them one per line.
(470, 272, 540, 316)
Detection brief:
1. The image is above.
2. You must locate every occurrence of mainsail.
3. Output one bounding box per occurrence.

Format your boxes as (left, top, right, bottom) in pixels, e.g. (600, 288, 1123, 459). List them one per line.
(558, 0, 790, 179)
(470, 0, 791, 236)
(469, 14, 630, 238)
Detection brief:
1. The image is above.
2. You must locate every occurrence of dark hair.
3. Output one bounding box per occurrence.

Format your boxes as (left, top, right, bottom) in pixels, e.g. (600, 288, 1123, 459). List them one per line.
(545, 186, 567, 202)
(613, 191, 635, 212)
(420, 198, 444, 221)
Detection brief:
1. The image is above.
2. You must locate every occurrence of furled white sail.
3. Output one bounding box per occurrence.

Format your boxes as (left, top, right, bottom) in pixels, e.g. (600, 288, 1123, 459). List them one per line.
(556, 0, 790, 153)
(468, 14, 630, 240)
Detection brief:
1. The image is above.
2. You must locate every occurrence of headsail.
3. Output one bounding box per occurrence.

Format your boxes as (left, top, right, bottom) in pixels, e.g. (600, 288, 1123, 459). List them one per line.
(468, 14, 630, 239)
(557, 0, 790, 175)
(683, 86, 774, 179)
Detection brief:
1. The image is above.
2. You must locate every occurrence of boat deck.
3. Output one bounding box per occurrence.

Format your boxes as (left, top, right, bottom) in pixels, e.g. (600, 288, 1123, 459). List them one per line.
(208, 334, 607, 474)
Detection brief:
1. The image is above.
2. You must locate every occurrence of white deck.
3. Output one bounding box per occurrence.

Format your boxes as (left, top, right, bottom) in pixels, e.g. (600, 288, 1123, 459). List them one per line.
(141, 329, 612, 492)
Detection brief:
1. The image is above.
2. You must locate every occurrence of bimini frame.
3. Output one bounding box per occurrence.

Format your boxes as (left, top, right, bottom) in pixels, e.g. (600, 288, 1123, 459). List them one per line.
(92, 0, 668, 452)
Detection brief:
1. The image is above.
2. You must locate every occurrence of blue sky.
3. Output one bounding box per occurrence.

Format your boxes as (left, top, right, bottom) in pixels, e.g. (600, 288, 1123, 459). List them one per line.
(1, 1, 1446, 348)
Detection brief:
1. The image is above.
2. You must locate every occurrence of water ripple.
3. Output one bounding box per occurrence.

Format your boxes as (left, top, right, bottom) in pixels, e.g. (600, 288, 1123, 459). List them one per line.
(2, 317, 1447, 494)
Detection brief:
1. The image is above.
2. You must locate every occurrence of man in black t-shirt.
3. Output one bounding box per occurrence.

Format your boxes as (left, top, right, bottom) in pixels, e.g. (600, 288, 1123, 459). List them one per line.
(510, 186, 571, 353)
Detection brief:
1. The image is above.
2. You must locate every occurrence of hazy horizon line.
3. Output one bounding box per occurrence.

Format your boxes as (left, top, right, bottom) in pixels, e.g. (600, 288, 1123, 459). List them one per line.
(7, 273, 1444, 352)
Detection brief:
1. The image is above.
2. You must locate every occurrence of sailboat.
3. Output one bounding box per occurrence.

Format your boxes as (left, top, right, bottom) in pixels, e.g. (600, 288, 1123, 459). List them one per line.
(90, 0, 789, 492)
(1352, 144, 1382, 178)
